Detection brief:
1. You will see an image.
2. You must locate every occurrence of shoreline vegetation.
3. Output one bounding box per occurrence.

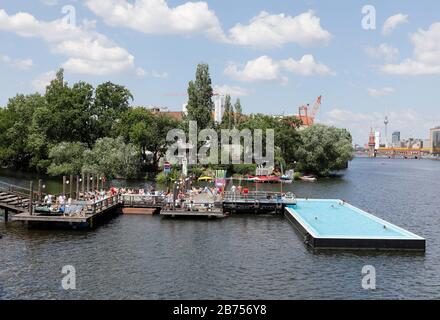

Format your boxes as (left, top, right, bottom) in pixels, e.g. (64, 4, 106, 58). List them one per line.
(0, 64, 353, 181)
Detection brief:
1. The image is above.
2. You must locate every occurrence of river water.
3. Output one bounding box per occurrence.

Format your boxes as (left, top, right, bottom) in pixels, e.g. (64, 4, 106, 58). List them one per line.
(1, 158, 440, 299)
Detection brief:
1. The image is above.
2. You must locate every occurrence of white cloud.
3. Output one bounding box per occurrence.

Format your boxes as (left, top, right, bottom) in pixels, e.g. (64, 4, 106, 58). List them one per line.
(31, 70, 56, 92)
(1, 54, 34, 70)
(381, 22, 440, 75)
(225, 56, 282, 83)
(226, 10, 331, 49)
(0, 9, 142, 76)
(366, 43, 399, 62)
(280, 54, 335, 76)
(382, 13, 409, 36)
(135, 68, 147, 77)
(152, 71, 169, 79)
(224, 55, 333, 83)
(214, 85, 251, 97)
(84, 0, 225, 40)
(367, 87, 395, 97)
(84, 1, 331, 49)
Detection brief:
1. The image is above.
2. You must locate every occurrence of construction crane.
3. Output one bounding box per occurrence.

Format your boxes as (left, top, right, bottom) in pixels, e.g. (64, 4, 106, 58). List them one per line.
(298, 95, 322, 127)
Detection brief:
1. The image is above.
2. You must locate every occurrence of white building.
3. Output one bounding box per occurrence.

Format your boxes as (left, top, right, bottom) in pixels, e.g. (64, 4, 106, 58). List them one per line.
(213, 94, 226, 124)
(375, 131, 381, 150)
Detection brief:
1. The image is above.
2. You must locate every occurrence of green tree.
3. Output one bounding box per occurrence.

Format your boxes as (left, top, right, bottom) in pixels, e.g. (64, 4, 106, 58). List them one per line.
(185, 63, 214, 129)
(239, 114, 302, 167)
(296, 124, 354, 176)
(234, 98, 243, 127)
(221, 94, 233, 129)
(47, 142, 87, 176)
(82, 136, 140, 179)
(0, 93, 46, 169)
(115, 108, 180, 170)
(92, 81, 133, 139)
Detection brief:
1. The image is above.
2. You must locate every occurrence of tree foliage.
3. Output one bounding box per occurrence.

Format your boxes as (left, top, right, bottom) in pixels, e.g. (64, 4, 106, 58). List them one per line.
(234, 98, 243, 127)
(82, 137, 140, 179)
(238, 114, 302, 167)
(0, 64, 354, 179)
(296, 124, 354, 176)
(221, 94, 233, 129)
(185, 63, 214, 129)
(47, 142, 87, 176)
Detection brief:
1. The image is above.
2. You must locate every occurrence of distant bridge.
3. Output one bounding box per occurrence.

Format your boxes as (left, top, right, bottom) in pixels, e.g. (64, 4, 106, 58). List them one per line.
(375, 147, 431, 158)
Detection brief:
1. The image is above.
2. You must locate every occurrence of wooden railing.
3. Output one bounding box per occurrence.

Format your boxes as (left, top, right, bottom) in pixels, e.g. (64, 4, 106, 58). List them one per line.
(121, 194, 166, 207)
(90, 194, 122, 214)
(223, 191, 292, 202)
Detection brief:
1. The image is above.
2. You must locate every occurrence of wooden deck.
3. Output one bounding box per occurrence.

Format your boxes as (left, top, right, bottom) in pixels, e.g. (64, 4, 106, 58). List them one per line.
(222, 191, 297, 214)
(11, 194, 122, 227)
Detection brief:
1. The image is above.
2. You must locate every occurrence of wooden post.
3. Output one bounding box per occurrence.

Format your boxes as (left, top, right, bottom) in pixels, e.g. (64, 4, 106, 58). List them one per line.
(76, 175, 79, 200)
(38, 179, 42, 205)
(62, 176, 66, 196)
(4, 209, 8, 222)
(69, 174, 73, 199)
(81, 173, 85, 195)
(29, 181, 34, 215)
(172, 183, 176, 211)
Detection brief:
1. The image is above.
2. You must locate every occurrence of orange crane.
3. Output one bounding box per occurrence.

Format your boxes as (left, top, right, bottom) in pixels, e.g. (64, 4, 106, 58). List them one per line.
(298, 95, 322, 126)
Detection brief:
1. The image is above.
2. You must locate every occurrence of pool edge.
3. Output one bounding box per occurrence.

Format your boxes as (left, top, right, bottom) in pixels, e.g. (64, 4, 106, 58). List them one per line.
(284, 204, 426, 252)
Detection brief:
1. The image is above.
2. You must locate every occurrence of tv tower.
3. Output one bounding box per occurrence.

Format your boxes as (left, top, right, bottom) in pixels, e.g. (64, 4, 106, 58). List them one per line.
(384, 116, 389, 147)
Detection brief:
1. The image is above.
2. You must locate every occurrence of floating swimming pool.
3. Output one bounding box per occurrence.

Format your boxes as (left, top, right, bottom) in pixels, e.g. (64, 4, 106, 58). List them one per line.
(285, 199, 425, 251)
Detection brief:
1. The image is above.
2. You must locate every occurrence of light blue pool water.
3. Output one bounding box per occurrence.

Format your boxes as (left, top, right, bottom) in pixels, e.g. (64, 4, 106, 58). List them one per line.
(287, 199, 422, 239)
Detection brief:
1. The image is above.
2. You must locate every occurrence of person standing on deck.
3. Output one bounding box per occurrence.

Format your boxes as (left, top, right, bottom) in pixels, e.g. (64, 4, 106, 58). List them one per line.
(243, 187, 249, 200)
(231, 185, 237, 200)
(237, 185, 242, 196)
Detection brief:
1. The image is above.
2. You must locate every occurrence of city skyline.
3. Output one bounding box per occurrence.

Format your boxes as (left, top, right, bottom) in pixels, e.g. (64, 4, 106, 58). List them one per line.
(1, 0, 440, 144)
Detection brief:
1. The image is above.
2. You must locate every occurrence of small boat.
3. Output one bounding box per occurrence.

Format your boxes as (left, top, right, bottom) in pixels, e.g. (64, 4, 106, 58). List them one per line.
(300, 175, 317, 182)
(247, 175, 281, 183)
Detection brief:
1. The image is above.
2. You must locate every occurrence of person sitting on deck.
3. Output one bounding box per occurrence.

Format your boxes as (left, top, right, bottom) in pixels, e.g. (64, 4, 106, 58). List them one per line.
(44, 194, 53, 208)
(58, 195, 66, 213)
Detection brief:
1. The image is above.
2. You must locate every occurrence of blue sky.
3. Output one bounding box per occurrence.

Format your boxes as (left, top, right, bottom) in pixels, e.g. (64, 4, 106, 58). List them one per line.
(1, 0, 440, 144)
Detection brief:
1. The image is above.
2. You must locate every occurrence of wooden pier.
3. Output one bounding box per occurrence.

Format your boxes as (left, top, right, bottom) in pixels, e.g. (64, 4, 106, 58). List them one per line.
(222, 191, 297, 214)
(11, 194, 122, 229)
(0, 181, 35, 222)
(1, 179, 297, 229)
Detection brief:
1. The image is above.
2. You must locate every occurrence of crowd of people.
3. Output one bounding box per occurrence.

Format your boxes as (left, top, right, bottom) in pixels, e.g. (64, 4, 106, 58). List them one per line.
(38, 180, 254, 215)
